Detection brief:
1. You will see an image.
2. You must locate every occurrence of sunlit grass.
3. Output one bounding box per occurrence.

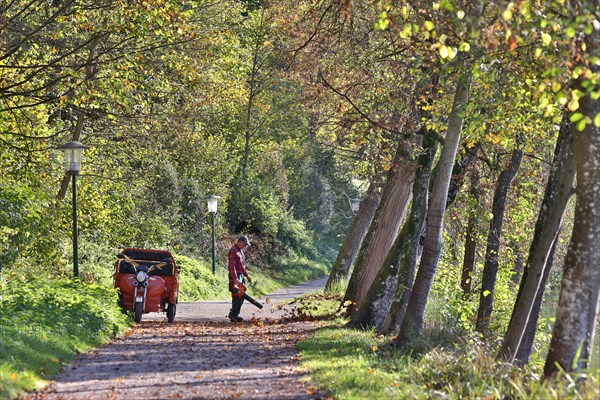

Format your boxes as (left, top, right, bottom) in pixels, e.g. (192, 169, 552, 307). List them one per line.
(0, 279, 131, 399)
(299, 322, 600, 400)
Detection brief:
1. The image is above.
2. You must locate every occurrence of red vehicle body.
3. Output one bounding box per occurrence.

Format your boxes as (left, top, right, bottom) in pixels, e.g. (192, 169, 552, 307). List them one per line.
(113, 248, 179, 323)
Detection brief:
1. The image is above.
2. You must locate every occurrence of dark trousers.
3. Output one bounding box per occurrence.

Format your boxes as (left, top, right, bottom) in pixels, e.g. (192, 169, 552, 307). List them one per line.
(230, 274, 245, 317)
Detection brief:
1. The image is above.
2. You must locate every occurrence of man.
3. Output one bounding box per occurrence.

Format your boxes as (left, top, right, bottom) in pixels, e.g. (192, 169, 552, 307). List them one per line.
(228, 235, 252, 322)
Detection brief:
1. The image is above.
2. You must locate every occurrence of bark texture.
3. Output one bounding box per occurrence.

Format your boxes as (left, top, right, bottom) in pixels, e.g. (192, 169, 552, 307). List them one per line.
(325, 180, 382, 291)
(544, 62, 600, 377)
(353, 132, 437, 331)
(497, 115, 576, 364)
(460, 171, 480, 297)
(343, 138, 418, 311)
(476, 148, 524, 334)
(395, 63, 475, 344)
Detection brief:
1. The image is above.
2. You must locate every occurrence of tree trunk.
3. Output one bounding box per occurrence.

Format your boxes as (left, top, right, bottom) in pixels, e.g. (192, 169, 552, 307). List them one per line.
(382, 139, 479, 333)
(476, 148, 524, 334)
(325, 179, 382, 291)
(352, 131, 437, 330)
(514, 235, 559, 365)
(544, 63, 600, 377)
(395, 64, 475, 345)
(497, 114, 576, 364)
(343, 137, 418, 311)
(460, 171, 480, 297)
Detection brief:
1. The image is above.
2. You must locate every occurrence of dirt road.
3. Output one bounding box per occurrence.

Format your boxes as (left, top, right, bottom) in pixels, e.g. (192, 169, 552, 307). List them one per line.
(21, 277, 328, 400)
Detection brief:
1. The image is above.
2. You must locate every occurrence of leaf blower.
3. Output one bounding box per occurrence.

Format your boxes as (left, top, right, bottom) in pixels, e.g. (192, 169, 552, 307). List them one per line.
(231, 282, 263, 309)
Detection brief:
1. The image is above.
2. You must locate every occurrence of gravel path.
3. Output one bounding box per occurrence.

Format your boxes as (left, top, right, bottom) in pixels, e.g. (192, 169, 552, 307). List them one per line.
(20, 277, 328, 400)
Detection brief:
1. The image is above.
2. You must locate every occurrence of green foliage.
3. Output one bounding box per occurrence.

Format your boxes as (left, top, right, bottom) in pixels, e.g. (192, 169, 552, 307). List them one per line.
(0, 278, 131, 399)
(176, 255, 230, 301)
(276, 212, 317, 258)
(299, 323, 600, 400)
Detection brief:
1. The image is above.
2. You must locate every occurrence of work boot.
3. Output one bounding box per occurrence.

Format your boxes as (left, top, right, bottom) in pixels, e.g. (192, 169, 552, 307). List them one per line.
(228, 312, 243, 323)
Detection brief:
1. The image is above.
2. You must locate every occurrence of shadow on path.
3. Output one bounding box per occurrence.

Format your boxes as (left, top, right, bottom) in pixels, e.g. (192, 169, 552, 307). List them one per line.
(19, 277, 328, 400)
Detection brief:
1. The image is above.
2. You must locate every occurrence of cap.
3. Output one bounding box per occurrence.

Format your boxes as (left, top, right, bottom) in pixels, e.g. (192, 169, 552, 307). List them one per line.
(237, 235, 250, 246)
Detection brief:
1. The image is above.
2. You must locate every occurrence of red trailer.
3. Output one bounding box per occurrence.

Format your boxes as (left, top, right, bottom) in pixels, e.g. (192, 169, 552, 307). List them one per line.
(114, 248, 179, 323)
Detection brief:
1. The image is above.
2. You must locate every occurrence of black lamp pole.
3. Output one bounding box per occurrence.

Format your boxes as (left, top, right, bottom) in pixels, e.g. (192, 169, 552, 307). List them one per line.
(72, 173, 79, 277)
(58, 140, 88, 279)
(211, 211, 216, 275)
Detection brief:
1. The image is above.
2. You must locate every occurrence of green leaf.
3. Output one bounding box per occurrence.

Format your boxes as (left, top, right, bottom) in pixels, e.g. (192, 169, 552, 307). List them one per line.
(577, 119, 587, 132)
(570, 112, 584, 122)
(483, 290, 491, 297)
(594, 113, 600, 128)
(459, 42, 471, 52)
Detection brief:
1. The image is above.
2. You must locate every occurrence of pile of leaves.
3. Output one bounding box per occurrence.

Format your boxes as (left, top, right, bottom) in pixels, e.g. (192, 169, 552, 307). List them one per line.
(275, 292, 346, 322)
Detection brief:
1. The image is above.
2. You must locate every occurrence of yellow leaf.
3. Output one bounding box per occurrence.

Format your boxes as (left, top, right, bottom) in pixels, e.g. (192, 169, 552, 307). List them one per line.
(541, 33, 552, 46)
(439, 45, 449, 59)
(10, 373, 18, 381)
(568, 99, 580, 112)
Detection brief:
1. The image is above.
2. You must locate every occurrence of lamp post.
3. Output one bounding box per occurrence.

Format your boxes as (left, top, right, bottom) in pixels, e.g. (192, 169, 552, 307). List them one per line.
(206, 195, 221, 275)
(350, 198, 361, 214)
(57, 141, 89, 278)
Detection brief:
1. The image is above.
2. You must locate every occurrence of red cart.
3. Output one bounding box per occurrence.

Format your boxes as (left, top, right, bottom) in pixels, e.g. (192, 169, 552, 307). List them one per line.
(113, 248, 179, 323)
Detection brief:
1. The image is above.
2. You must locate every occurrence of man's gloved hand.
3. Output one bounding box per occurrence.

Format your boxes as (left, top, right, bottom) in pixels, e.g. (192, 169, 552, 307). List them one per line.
(247, 276, 252, 284)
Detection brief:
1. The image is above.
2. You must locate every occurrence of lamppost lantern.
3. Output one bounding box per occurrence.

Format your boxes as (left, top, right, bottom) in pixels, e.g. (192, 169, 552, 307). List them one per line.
(57, 140, 89, 278)
(206, 194, 221, 213)
(206, 195, 221, 275)
(350, 198, 361, 214)
(57, 141, 89, 175)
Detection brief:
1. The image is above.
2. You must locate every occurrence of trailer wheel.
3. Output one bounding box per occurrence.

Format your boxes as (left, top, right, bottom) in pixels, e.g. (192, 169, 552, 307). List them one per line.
(134, 301, 143, 323)
(167, 302, 176, 323)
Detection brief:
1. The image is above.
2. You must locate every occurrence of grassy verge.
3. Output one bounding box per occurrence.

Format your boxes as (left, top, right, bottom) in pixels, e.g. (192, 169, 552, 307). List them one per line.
(0, 278, 131, 399)
(295, 296, 599, 400)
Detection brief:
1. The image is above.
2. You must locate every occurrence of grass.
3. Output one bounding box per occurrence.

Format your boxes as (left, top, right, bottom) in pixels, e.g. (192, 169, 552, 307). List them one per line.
(295, 293, 600, 400)
(0, 278, 131, 399)
(299, 323, 600, 400)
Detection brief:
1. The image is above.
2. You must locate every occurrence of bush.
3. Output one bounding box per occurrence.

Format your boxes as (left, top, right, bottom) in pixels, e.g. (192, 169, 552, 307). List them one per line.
(176, 254, 229, 301)
(276, 212, 317, 258)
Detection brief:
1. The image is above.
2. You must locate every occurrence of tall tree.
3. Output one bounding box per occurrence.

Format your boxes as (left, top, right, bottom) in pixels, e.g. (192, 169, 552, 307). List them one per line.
(497, 115, 576, 365)
(343, 136, 418, 311)
(353, 129, 437, 330)
(460, 170, 480, 297)
(544, 13, 600, 376)
(476, 147, 524, 334)
(325, 179, 382, 291)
